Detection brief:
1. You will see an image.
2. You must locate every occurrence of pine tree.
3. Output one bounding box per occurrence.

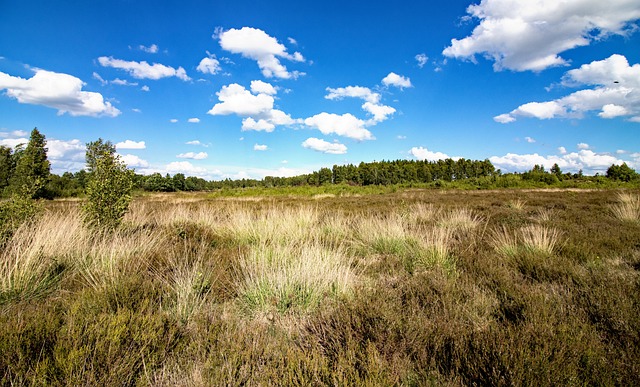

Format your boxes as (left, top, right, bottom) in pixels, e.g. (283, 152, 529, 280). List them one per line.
(9, 128, 50, 198)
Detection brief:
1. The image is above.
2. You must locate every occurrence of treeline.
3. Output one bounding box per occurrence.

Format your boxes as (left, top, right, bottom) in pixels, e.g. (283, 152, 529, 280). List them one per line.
(2, 128, 639, 199)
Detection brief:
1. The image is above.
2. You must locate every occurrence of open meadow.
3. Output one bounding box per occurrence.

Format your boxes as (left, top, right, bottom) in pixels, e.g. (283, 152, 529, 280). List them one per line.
(1, 188, 640, 385)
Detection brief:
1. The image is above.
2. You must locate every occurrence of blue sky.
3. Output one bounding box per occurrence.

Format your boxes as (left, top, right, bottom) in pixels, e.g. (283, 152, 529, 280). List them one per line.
(1, 0, 639, 179)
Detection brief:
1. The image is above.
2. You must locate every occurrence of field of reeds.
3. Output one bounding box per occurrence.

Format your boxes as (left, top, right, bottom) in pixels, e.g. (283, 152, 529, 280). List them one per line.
(1, 188, 639, 385)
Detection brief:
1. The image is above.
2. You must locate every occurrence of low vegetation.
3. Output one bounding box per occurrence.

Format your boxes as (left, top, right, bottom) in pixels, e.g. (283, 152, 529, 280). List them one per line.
(1, 189, 639, 385)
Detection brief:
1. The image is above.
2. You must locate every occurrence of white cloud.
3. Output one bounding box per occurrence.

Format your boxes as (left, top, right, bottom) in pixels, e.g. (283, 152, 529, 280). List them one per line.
(139, 44, 159, 54)
(524, 136, 536, 143)
(208, 83, 275, 116)
(0, 69, 120, 117)
(362, 102, 396, 123)
(496, 55, 640, 123)
(165, 161, 208, 175)
(207, 83, 295, 131)
(254, 144, 268, 151)
(325, 86, 380, 104)
(397, 135, 407, 140)
(119, 154, 149, 168)
(302, 137, 348, 154)
(98, 56, 190, 81)
(188, 118, 200, 123)
(250, 80, 277, 95)
(111, 78, 138, 86)
(443, 0, 640, 72)
(169, 118, 178, 123)
(416, 53, 428, 68)
(489, 150, 624, 174)
(382, 72, 412, 89)
(558, 146, 567, 155)
(242, 118, 275, 132)
(93, 72, 107, 85)
(218, 27, 305, 79)
(577, 142, 590, 150)
(116, 140, 146, 149)
(186, 140, 209, 147)
(409, 146, 452, 161)
(141, 85, 150, 92)
(494, 113, 516, 124)
(599, 104, 629, 118)
(197, 57, 221, 75)
(324, 86, 395, 123)
(304, 112, 374, 141)
(177, 151, 208, 160)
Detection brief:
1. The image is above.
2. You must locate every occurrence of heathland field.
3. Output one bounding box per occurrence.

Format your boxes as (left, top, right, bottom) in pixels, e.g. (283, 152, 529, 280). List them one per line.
(2, 189, 640, 385)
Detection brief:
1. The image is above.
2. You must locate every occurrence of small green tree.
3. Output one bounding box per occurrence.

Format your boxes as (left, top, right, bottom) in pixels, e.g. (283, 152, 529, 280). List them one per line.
(83, 141, 134, 230)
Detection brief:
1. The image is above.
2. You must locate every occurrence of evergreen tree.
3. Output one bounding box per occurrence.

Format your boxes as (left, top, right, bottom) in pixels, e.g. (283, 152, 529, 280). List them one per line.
(0, 145, 14, 193)
(9, 128, 50, 198)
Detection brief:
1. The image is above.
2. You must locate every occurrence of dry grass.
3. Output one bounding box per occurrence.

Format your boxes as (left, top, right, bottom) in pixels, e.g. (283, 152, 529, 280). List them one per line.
(611, 192, 640, 222)
(237, 241, 357, 316)
(2, 189, 640, 385)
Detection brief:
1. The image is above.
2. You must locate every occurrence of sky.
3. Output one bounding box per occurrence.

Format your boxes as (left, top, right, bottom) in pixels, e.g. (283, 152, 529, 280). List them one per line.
(1, 0, 640, 179)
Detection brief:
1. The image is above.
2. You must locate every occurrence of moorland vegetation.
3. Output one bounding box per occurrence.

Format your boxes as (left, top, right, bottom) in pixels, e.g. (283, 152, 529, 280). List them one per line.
(1, 129, 639, 385)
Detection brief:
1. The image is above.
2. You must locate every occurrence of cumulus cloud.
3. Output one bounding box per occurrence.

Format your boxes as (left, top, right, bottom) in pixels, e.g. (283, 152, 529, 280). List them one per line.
(362, 102, 396, 123)
(489, 150, 624, 174)
(98, 56, 190, 81)
(558, 146, 568, 155)
(177, 151, 208, 160)
(188, 117, 200, 123)
(304, 112, 374, 141)
(115, 140, 146, 149)
(242, 118, 275, 132)
(443, 0, 640, 72)
(416, 54, 428, 68)
(409, 146, 452, 161)
(577, 142, 590, 150)
(207, 83, 295, 131)
(197, 57, 221, 75)
(0, 69, 120, 117)
(119, 154, 149, 168)
(382, 72, 412, 88)
(141, 85, 150, 92)
(250, 80, 277, 95)
(496, 55, 640, 123)
(253, 144, 268, 151)
(324, 86, 395, 123)
(524, 136, 536, 143)
(302, 137, 348, 154)
(325, 86, 380, 104)
(169, 118, 178, 123)
(165, 161, 208, 175)
(218, 27, 304, 79)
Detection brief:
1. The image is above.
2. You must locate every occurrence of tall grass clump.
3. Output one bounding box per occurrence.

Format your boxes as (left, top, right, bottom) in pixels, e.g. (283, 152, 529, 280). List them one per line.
(492, 224, 562, 256)
(610, 192, 640, 222)
(237, 242, 357, 317)
(437, 207, 482, 233)
(0, 209, 81, 306)
(224, 205, 318, 246)
(154, 241, 220, 324)
(520, 224, 562, 254)
(412, 227, 456, 275)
